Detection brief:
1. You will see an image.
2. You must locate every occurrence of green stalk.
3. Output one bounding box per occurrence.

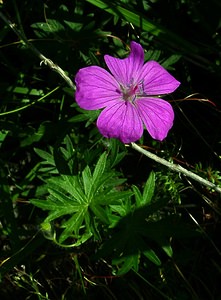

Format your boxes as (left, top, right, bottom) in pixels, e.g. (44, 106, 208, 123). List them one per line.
(131, 143, 221, 194)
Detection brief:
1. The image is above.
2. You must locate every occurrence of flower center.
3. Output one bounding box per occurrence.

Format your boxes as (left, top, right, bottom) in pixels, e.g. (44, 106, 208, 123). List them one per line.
(120, 80, 144, 103)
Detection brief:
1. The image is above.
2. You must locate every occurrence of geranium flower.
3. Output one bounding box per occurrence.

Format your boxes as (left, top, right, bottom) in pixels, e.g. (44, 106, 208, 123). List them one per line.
(75, 41, 180, 143)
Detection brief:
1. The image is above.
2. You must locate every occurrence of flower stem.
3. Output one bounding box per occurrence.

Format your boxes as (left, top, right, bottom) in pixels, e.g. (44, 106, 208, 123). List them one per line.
(0, 11, 75, 91)
(131, 142, 221, 194)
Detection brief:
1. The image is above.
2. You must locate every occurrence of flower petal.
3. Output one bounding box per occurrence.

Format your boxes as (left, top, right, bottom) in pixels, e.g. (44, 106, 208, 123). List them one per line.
(97, 102, 143, 143)
(75, 66, 120, 110)
(138, 61, 180, 95)
(136, 97, 174, 141)
(104, 41, 144, 86)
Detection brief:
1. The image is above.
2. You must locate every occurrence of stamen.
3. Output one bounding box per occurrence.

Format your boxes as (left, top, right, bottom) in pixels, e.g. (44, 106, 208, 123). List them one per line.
(120, 79, 145, 103)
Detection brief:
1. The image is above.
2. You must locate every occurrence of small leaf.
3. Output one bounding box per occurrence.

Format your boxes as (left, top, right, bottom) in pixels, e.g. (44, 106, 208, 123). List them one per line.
(142, 171, 155, 206)
(63, 20, 83, 32)
(132, 185, 143, 207)
(162, 54, 182, 70)
(58, 175, 86, 203)
(34, 148, 54, 165)
(82, 166, 93, 198)
(59, 207, 88, 242)
(30, 198, 56, 210)
(94, 190, 133, 205)
(132, 172, 155, 208)
(90, 205, 110, 224)
(47, 188, 81, 207)
(145, 49, 161, 62)
(115, 254, 140, 275)
(70, 231, 93, 247)
(44, 208, 79, 223)
(0, 130, 9, 143)
(161, 243, 173, 257)
(92, 152, 107, 183)
(143, 248, 161, 266)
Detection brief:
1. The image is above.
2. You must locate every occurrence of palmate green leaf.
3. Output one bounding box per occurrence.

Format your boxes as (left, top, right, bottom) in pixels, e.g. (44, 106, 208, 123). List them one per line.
(31, 172, 88, 242)
(31, 150, 128, 244)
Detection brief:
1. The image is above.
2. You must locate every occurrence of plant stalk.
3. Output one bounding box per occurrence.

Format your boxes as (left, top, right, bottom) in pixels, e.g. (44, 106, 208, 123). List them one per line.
(131, 142, 221, 194)
(0, 11, 75, 90)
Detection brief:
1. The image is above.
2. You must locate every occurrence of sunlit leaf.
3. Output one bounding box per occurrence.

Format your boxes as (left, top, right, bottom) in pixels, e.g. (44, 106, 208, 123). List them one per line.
(143, 248, 161, 266)
(142, 171, 155, 206)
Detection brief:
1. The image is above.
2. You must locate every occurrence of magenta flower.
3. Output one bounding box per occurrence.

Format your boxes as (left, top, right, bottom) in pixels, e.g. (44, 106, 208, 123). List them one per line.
(75, 41, 180, 143)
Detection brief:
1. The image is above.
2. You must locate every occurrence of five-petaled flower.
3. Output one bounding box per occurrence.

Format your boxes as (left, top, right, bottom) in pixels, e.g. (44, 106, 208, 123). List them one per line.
(75, 41, 180, 143)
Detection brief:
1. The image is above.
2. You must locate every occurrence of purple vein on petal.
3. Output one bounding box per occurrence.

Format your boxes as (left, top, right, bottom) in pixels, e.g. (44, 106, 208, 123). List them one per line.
(104, 41, 144, 86)
(97, 101, 143, 143)
(138, 61, 181, 95)
(75, 66, 121, 110)
(136, 97, 174, 141)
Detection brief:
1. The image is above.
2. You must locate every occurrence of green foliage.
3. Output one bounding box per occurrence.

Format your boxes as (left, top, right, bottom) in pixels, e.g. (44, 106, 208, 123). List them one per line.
(97, 171, 198, 275)
(31, 150, 132, 245)
(1, 0, 221, 299)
